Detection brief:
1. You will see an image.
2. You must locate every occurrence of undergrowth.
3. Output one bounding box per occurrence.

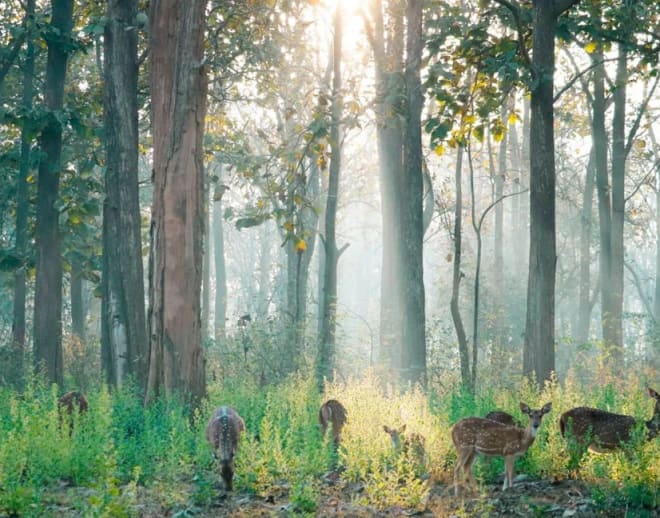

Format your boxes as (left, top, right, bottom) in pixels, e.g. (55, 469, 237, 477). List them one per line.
(0, 369, 657, 516)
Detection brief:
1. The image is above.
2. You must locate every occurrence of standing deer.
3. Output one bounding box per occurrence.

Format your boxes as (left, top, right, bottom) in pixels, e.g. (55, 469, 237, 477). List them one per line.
(206, 406, 246, 491)
(383, 424, 427, 469)
(58, 391, 88, 434)
(559, 387, 660, 463)
(318, 399, 347, 445)
(485, 410, 518, 427)
(452, 402, 552, 495)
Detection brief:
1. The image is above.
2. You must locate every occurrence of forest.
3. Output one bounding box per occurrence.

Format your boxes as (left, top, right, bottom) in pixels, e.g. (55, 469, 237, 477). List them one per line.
(0, 0, 659, 516)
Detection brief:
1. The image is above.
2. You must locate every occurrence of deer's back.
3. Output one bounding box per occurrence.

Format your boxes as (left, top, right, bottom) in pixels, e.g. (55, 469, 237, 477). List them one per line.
(452, 417, 527, 456)
(319, 399, 347, 431)
(560, 407, 637, 449)
(206, 406, 245, 459)
(485, 411, 517, 427)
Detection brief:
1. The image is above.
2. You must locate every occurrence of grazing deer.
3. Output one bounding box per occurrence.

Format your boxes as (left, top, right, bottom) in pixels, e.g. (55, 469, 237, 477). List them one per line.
(559, 387, 660, 461)
(383, 424, 427, 468)
(206, 406, 246, 491)
(452, 402, 552, 495)
(485, 410, 518, 427)
(318, 399, 347, 445)
(58, 391, 88, 434)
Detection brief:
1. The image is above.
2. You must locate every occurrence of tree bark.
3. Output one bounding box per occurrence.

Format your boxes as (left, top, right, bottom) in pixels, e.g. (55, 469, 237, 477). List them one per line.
(399, 0, 426, 385)
(70, 257, 85, 342)
(608, 42, 627, 366)
(523, 0, 575, 385)
(12, 0, 36, 384)
(102, 0, 148, 390)
(576, 148, 595, 343)
(147, 0, 207, 406)
(450, 146, 470, 388)
(317, 3, 343, 388)
(33, 0, 74, 387)
(212, 174, 227, 340)
(366, 0, 404, 370)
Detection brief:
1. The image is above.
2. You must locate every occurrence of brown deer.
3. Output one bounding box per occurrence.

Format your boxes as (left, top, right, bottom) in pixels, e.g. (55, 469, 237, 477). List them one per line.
(559, 387, 660, 460)
(318, 399, 347, 445)
(58, 391, 89, 434)
(206, 406, 246, 491)
(383, 424, 427, 468)
(485, 410, 518, 427)
(452, 402, 552, 495)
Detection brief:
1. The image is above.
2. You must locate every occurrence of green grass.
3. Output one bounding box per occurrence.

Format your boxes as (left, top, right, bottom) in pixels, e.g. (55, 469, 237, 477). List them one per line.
(0, 369, 657, 515)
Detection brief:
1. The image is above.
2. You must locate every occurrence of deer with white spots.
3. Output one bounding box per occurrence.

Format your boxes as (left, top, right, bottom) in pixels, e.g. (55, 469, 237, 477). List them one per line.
(452, 402, 552, 495)
(206, 406, 245, 491)
(559, 388, 660, 463)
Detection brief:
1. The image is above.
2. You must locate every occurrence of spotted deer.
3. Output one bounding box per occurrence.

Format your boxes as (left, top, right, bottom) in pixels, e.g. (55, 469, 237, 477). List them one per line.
(559, 388, 660, 461)
(485, 410, 519, 427)
(452, 402, 552, 495)
(383, 424, 427, 468)
(318, 399, 347, 445)
(206, 406, 246, 491)
(58, 391, 88, 434)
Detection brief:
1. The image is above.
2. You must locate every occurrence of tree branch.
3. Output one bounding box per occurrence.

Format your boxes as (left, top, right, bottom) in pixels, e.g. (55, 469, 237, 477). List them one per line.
(554, 0, 581, 17)
(491, 0, 531, 70)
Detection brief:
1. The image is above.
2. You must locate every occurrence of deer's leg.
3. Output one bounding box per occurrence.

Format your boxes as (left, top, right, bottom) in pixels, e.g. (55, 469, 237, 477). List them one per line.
(502, 456, 514, 491)
(463, 451, 478, 491)
(454, 448, 472, 495)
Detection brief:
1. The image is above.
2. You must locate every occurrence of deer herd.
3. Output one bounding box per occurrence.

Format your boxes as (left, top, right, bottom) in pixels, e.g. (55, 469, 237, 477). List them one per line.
(56, 387, 660, 496)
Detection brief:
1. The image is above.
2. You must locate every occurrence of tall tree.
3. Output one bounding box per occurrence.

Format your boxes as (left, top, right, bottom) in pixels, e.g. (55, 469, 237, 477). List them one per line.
(147, 0, 207, 405)
(33, 0, 74, 386)
(523, 0, 580, 385)
(101, 0, 148, 389)
(399, 0, 426, 384)
(317, 3, 343, 388)
(364, 0, 405, 370)
(12, 0, 37, 382)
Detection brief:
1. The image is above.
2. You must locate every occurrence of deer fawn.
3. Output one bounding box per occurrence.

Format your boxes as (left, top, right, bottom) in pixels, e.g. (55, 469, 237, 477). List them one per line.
(559, 387, 660, 463)
(58, 391, 88, 434)
(319, 399, 347, 445)
(206, 406, 245, 491)
(383, 424, 427, 469)
(452, 402, 552, 495)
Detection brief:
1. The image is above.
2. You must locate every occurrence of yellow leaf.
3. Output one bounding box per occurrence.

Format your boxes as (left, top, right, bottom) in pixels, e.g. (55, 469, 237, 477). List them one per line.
(256, 199, 266, 209)
(434, 144, 445, 156)
(69, 214, 81, 225)
(508, 113, 519, 125)
(295, 239, 307, 253)
(283, 221, 294, 232)
(464, 114, 476, 124)
(27, 174, 35, 184)
(585, 41, 597, 54)
(634, 139, 646, 149)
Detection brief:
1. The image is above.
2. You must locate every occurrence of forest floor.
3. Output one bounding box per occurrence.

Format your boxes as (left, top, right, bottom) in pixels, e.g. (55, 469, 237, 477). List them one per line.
(45, 474, 651, 518)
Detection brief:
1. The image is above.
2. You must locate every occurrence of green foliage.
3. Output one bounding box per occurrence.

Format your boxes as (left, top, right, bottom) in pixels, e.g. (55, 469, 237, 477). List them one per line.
(0, 370, 657, 514)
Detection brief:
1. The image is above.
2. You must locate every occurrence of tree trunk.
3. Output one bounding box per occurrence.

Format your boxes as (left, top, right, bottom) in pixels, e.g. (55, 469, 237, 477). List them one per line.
(102, 0, 148, 390)
(256, 221, 271, 321)
(70, 257, 85, 342)
(367, 0, 404, 370)
(201, 180, 211, 341)
(399, 0, 426, 385)
(147, 0, 207, 406)
(33, 0, 74, 387)
(212, 175, 227, 340)
(450, 146, 470, 388)
(576, 148, 595, 343)
(592, 48, 615, 354)
(523, 0, 573, 385)
(317, 3, 343, 388)
(608, 43, 627, 366)
(12, 0, 36, 385)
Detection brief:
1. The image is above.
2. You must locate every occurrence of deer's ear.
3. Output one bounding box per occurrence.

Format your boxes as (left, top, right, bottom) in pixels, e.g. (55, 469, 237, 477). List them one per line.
(541, 402, 552, 414)
(383, 425, 391, 434)
(649, 388, 659, 400)
(520, 403, 531, 415)
(399, 424, 407, 433)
